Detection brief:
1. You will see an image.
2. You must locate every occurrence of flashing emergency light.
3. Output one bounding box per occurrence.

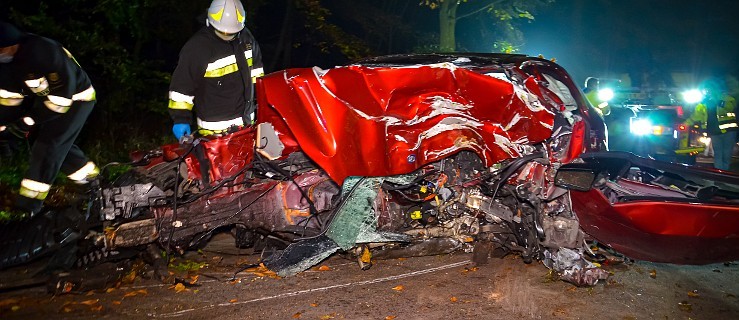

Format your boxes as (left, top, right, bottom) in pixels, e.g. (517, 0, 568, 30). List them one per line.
(682, 89, 703, 104)
(631, 119, 652, 136)
(597, 88, 615, 102)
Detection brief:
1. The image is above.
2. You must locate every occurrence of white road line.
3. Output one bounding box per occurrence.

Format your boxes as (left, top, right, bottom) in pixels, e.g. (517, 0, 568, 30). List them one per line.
(152, 259, 471, 318)
(123, 261, 359, 289)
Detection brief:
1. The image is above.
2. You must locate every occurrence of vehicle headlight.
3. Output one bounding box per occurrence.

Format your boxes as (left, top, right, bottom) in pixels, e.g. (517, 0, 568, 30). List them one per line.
(630, 119, 652, 136)
(682, 89, 703, 104)
(597, 88, 615, 102)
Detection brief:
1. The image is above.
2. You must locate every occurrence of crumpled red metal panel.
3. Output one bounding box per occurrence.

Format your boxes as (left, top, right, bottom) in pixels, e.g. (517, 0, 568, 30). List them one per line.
(258, 64, 556, 184)
(571, 189, 739, 264)
(159, 128, 256, 183)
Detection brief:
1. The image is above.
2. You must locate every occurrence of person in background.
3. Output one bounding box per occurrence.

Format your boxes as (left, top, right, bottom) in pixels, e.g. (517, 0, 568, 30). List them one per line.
(583, 77, 612, 117)
(168, 0, 265, 141)
(682, 78, 737, 171)
(0, 21, 98, 217)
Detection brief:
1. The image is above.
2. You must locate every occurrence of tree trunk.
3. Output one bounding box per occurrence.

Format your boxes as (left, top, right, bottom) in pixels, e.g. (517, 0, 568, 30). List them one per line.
(439, 1, 458, 52)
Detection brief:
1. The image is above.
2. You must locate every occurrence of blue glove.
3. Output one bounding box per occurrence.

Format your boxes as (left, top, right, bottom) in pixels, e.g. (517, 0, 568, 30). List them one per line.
(172, 123, 191, 140)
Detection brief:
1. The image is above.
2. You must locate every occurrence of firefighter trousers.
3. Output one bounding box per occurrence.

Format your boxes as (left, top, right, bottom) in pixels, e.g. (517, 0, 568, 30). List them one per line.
(712, 131, 737, 171)
(16, 100, 95, 213)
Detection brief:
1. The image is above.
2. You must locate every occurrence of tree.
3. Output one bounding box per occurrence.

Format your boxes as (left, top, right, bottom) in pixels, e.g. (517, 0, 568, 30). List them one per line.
(420, 0, 553, 52)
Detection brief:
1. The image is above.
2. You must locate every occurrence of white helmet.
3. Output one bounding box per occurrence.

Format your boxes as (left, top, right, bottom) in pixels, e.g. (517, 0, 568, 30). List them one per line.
(206, 0, 246, 34)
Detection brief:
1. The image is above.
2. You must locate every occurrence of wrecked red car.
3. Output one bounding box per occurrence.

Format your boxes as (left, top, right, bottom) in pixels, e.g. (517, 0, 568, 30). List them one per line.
(1, 53, 737, 289)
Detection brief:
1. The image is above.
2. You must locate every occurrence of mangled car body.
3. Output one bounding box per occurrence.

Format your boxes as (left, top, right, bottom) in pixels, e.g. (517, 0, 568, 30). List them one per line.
(2, 53, 738, 288)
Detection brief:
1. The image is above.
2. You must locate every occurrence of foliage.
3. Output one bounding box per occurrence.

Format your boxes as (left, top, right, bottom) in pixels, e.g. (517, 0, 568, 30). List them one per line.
(420, 0, 554, 52)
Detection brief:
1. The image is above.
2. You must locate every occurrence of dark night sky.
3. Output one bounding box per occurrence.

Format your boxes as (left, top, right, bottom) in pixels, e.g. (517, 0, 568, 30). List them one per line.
(517, 0, 739, 88)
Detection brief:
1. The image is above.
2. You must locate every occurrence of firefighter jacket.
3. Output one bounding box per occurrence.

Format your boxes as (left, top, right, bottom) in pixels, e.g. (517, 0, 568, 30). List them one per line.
(0, 33, 95, 122)
(584, 88, 611, 117)
(0, 32, 97, 212)
(168, 26, 264, 132)
(683, 93, 737, 135)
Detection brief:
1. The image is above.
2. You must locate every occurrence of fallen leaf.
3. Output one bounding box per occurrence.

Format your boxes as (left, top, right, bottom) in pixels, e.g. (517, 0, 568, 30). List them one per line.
(292, 312, 302, 318)
(63, 307, 73, 313)
(320, 313, 336, 320)
(106, 287, 117, 293)
(112, 301, 122, 305)
(688, 290, 700, 298)
(11, 305, 20, 312)
(229, 299, 238, 303)
(173, 283, 188, 293)
(392, 285, 404, 291)
(122, 269, 137, 284)
(450, 296, 458, 302)
(649, 269, 657, 279)
(91, 305, 104, 312)
(360, 248, 372, 264)
(229, 278, 242, 284)
(318, 265, 331, 271)
(189, 275, 200, 285)
(85, 291, 95, 296)
(385, 316, 396, 320)
(310, 303, 319, 307)
(461, 267, 479, 274)
(80, 299, 99, 306)
(123, 289, 149, 298)
(397, 258, 407, 261)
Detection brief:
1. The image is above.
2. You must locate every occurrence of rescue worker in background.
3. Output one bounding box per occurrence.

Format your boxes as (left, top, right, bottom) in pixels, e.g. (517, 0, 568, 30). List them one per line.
(0, 21, 98, 217)
(682, 78, 738, 171)
(583, 77, 612, 117)
(168, 0, 265, 141)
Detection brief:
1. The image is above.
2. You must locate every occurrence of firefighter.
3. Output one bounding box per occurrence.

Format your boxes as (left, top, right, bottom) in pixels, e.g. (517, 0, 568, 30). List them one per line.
(168, 0, 265, 141)
(583, 77, 611, 117)
(683, 78, 738, 171)
(0, 21, 98, 217)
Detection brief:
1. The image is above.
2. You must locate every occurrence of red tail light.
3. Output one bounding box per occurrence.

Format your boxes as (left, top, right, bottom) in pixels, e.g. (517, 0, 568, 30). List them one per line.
(676, 106, 684, 118)
(678, 124, 687, 131)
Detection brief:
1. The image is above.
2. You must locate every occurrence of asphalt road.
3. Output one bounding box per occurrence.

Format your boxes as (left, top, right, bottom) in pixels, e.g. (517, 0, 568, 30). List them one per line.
(1, 233, 738, 320)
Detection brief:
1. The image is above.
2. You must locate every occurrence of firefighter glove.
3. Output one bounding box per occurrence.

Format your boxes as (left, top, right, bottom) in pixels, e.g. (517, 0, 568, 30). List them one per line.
(0, 117, 33, 139)
(172, 123, 191, 140)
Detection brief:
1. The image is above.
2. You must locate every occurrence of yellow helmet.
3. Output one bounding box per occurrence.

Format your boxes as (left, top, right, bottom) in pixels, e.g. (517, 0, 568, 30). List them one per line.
(206, 0, 246, 35)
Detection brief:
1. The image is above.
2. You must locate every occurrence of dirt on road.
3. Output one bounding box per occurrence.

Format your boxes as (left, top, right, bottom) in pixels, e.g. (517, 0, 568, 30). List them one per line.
(1, 233, 738, 320)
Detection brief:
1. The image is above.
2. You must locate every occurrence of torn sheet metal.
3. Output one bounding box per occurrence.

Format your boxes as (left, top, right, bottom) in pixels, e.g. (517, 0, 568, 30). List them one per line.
(543, 248, 609, 287)
(267, 176, 413, 276)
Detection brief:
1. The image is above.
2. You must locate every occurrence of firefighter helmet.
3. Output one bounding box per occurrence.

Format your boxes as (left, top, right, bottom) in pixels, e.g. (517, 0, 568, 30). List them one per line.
(0, 21, 23, 47)
(206, 0, 246, 35)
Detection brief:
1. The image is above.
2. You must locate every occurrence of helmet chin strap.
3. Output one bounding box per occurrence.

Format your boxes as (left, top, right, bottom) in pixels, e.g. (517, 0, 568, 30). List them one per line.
(214, 30, 237, 41)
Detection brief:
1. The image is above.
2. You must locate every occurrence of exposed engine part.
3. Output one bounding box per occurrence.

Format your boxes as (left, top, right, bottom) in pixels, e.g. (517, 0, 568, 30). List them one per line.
(100, 183, 167, 220)
(540, 215, 582, 249)
(99, 218, 159, 249)
(403, 216, 480, 240)
(372, 238, 464, 259)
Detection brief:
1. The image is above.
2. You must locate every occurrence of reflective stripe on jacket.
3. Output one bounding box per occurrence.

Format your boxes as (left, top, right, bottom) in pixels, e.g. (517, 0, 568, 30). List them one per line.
(168, 26, 265, 126)
(0, 34, 94, 121)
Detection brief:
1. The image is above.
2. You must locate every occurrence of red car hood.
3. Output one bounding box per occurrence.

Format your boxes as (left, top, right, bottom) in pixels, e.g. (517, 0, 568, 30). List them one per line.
(257, 64, 556, 184)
